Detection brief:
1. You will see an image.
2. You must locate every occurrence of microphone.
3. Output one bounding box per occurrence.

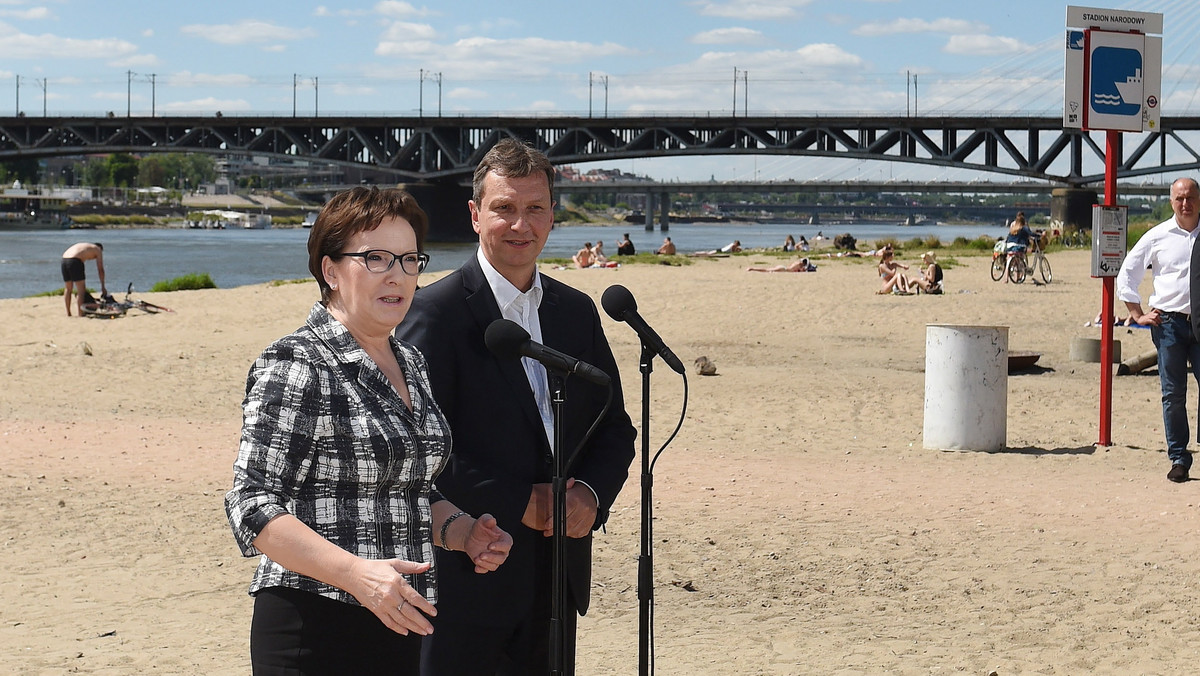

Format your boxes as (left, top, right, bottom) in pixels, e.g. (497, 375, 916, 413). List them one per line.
(601, 285, 686, 375)
(484, 319, 611, 387)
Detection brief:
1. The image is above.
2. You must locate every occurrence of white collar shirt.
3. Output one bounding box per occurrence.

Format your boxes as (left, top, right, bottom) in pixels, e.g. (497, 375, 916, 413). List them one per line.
(477, 248, 555, 447)
(1116, 215, 1200, 313)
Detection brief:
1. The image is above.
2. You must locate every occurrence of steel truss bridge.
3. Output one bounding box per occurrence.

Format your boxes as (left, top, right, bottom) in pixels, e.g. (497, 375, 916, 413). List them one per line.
(2, 114, 1200, 187)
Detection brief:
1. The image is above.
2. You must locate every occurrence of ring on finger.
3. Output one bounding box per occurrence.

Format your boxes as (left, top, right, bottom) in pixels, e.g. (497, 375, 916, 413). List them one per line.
(398, 599, 407, 613)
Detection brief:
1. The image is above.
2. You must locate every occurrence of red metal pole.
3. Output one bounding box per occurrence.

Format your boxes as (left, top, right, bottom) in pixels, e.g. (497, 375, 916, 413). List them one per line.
(1099, 129, 1118, 447)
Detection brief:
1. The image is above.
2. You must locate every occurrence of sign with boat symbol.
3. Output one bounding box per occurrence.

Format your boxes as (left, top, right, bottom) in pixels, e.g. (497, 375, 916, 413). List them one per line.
(1064, 6, 1162, 132)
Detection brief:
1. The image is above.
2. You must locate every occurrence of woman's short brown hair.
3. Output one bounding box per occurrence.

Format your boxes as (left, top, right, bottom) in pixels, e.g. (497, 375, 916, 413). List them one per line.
(307, 186, 429, 303)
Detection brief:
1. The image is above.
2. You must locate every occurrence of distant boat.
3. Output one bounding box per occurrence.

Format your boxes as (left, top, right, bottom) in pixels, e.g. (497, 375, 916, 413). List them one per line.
(302, 211, 318, 228)
(0, 181, 73, 230)
(196, 209, 271, 229)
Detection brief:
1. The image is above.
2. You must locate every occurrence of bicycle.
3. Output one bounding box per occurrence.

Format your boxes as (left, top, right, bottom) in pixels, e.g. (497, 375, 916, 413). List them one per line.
(990, 241, 1028, 282)
(1027, 237, 1052, 284)
(81, 283, 174, 318)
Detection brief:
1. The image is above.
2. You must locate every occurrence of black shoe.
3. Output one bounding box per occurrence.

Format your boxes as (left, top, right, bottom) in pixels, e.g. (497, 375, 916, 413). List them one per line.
(1168, 464, 1189, 483)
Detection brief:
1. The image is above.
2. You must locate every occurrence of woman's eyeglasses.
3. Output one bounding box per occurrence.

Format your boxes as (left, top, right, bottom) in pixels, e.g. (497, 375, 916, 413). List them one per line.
(337, 250, 430, 276)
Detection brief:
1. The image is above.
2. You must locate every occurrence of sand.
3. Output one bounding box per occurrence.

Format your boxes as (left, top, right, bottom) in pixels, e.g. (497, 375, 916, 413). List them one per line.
(3, 248, 1199, 675)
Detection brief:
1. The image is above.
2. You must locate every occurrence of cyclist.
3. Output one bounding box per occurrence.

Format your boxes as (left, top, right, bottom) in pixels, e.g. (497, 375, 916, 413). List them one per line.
(1004, 212, 1037, 283)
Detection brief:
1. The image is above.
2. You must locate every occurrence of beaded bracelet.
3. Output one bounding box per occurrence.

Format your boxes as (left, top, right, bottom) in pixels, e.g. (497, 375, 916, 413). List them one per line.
(439, 511, 468, 551)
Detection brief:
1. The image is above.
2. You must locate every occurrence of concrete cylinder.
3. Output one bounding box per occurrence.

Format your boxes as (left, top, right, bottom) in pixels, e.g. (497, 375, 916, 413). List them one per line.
(1069, 336, 1121, 363)
(923, 324, 1008, 452)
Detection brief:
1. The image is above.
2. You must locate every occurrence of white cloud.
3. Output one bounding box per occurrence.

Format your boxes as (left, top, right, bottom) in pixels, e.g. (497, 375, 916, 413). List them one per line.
(792, 43, 864, 68)
(374, 1, 433, 18)
(377, 35, 634, 83)
(141, 29, 153, 38)
(944, 35, 1034, 57)
(0, 7, 52, 20)
(692, 27, 763, 45)
(160, 97, 253, 113)
(452, 18, 521, 36)
(447, 87, 487, 100)
(180, 20, 316, 45)
(167, 71, 259, 88)
(854, 18, 987, 37)
(381, 20, 438, 41)
(0, 29, 141, 60)
(108, 53, 159, 68)
(695, 0, 813, 21)
(313, 6, 331, 16)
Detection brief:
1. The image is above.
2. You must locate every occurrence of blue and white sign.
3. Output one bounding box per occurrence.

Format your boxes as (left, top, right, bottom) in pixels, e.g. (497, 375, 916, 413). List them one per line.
(1090, 45, 1141, 117)
(1086, 30, 1145, 131)
(1065, 5, 1162, 132)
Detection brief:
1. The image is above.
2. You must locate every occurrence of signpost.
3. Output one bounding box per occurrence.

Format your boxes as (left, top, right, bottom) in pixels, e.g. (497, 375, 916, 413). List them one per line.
(1064, 5, 1162, 447)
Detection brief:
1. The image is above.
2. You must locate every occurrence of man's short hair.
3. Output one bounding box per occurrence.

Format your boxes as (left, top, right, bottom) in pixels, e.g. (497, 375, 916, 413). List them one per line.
(472, 138, 555, 204)
(94, 243, 103, 250)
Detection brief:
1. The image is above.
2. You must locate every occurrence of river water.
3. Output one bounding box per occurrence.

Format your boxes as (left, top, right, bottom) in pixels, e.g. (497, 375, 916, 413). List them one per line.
(0, 221, 1004, 299)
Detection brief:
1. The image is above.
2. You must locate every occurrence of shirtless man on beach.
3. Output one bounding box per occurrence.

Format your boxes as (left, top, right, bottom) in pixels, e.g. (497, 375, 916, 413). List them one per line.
(61, 242, 106, 317)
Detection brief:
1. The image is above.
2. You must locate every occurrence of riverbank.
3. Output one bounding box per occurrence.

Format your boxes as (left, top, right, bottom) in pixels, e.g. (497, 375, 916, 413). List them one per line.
(4, 250, 1197, 674)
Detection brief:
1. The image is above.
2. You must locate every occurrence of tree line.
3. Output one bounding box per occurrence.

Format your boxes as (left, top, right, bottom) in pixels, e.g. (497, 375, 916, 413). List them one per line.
(1, 153, 217, 190)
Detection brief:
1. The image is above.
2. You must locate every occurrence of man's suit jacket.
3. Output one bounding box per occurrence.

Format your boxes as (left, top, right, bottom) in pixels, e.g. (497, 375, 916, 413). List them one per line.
(396, 254, 636, 622)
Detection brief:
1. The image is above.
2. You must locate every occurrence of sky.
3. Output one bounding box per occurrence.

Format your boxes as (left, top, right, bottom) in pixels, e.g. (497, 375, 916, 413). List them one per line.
(2, 0, 1199, 181)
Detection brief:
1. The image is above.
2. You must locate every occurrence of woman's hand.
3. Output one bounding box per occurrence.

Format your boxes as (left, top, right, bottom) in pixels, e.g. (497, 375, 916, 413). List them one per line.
(346, 558, 437, 636)
(460, 513, 513, 573)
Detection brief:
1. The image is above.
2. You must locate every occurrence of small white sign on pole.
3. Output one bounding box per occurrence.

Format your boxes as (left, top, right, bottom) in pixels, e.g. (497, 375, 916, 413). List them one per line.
(1091, 205, 1128, 277)
(1065, 6, 1163, 133)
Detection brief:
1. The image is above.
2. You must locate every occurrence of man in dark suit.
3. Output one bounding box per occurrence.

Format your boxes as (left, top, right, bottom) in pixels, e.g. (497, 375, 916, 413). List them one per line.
(396, 138, 636, 674)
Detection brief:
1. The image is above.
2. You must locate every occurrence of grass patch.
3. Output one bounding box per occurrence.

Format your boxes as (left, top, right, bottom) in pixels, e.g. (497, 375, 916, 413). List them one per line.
(268, 278, 311, 287)
(150, 272, 217, 292)
(70, 214, 159, 226)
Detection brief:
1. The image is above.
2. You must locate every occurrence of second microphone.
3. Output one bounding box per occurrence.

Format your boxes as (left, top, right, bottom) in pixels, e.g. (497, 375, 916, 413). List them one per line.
(484, 318, 612, 387)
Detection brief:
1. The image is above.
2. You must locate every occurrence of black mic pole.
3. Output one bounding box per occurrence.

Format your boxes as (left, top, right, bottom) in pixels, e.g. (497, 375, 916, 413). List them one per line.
(638, 341, 655, 676)
(549, 369, 568, 676)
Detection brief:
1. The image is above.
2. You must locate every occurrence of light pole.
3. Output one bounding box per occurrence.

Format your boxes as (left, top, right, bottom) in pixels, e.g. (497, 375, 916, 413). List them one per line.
(38, 77, 46, 116)
(434, 72, 442, 116)
(732, 67, 738, 116)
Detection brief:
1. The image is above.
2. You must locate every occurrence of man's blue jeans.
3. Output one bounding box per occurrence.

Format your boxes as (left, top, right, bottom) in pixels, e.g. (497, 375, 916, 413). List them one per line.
(1151, 313, 1200, 468)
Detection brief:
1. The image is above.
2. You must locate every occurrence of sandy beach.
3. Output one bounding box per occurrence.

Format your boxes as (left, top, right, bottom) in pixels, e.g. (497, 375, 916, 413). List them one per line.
(5, 248, 1200, 675)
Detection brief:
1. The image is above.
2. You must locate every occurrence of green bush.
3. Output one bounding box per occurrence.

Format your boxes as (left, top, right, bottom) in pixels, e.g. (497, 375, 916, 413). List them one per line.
(150, 272, 216, 292)
(968, 236, 999, 251)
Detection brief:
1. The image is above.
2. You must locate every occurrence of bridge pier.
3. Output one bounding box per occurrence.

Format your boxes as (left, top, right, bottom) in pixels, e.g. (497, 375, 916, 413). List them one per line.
(659, 193, 670, 232)
(1050, 188, 1098, 233)
(401, 182, 475, 242)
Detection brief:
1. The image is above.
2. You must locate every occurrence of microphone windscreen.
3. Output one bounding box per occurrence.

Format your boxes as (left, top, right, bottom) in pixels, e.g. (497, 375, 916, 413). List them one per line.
(484, 319, 530, 360)
(601, 284, 637, 321)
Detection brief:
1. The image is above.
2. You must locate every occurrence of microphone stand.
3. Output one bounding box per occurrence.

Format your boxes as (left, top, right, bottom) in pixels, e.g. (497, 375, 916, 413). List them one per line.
(548, 369, 568, 676)
(638, 341, 655, 676)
